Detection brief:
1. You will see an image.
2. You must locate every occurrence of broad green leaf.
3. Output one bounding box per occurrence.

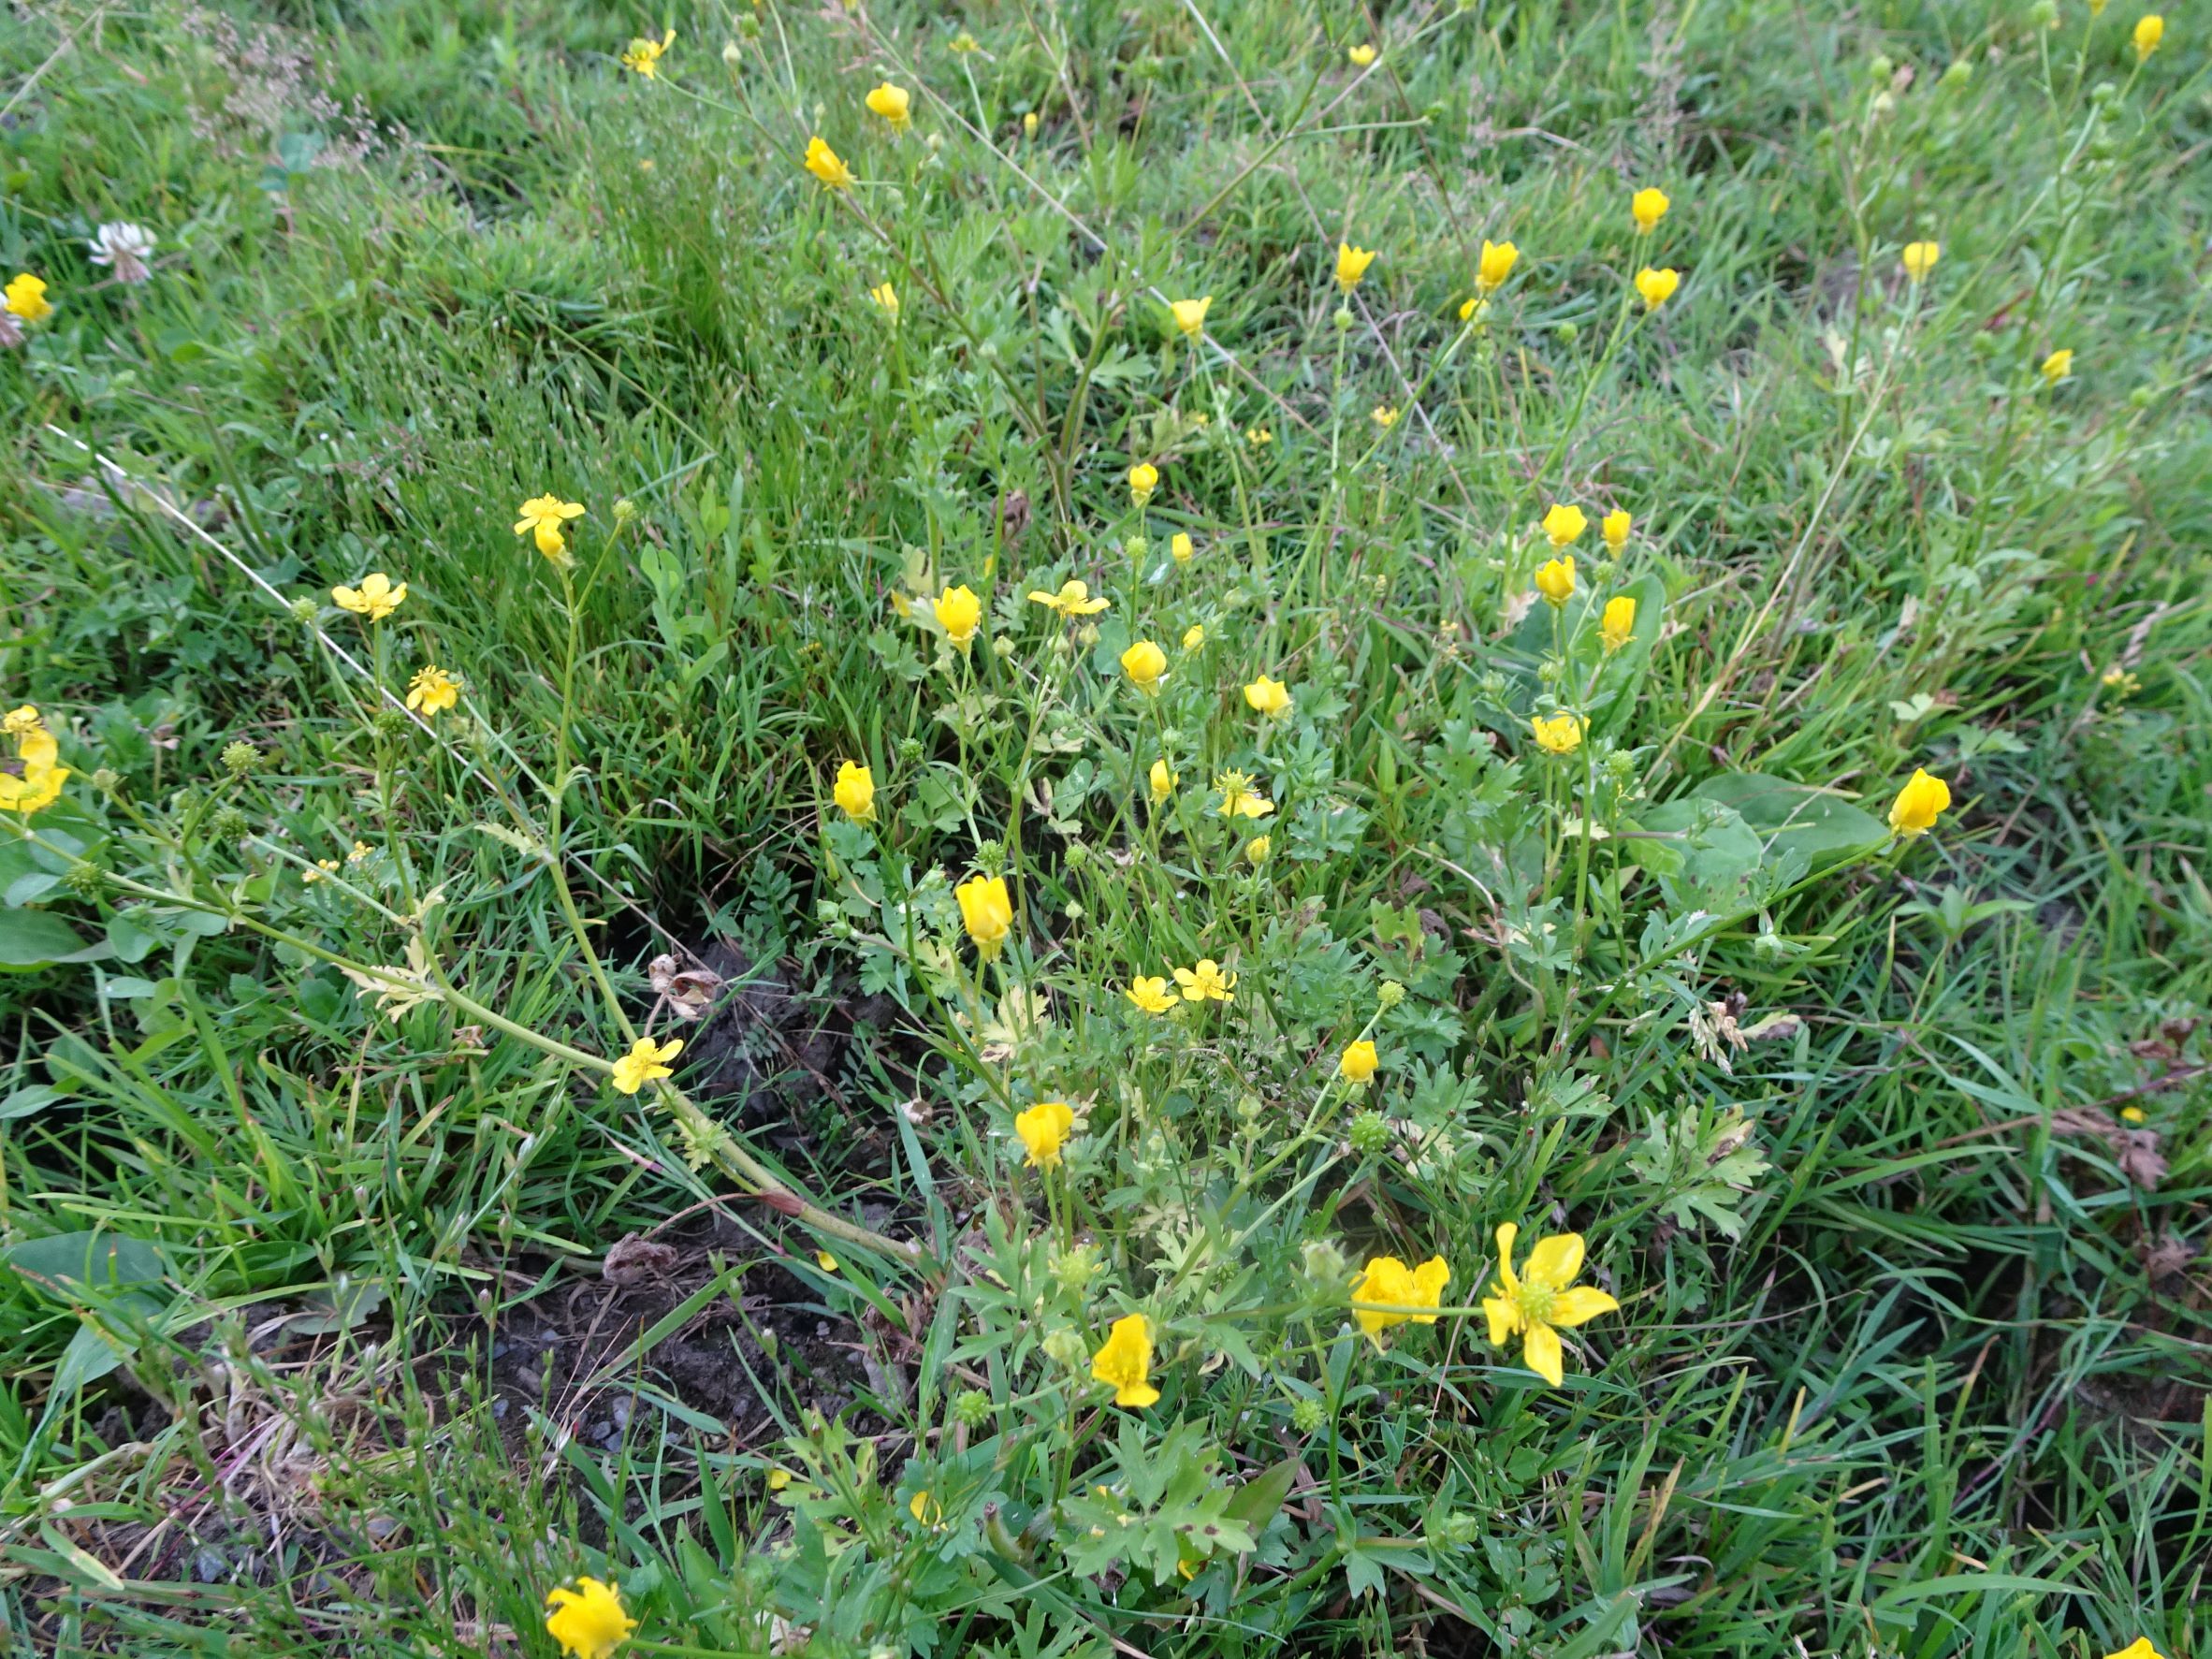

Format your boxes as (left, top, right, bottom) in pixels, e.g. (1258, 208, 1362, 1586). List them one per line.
(0, 910, 111, 969)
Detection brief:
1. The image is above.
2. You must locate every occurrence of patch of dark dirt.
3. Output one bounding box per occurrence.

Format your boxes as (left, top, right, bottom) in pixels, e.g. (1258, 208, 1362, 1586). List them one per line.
(481, 1214, 906, 1464)
(636, 940, 920, 1186)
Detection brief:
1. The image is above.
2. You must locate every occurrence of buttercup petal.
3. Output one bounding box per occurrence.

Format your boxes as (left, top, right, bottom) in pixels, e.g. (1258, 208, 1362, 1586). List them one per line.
(1546, 1287, 1619, 1328)
(1521, 1322, 1565, 1387)
(1482, 1295, 1518, 1347)
(1522, 1231, 1584, 1291)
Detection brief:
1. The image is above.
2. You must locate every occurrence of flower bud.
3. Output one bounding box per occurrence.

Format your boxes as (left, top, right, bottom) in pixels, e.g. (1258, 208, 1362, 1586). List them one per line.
(1300, 1237, 1351, 1288)
(1347, 1109, 1391, 1156)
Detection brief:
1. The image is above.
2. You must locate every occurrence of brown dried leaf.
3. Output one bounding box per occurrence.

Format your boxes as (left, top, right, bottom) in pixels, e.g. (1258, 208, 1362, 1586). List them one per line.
(601, 1233, 682, 1288)
(2115, 1130, 2167, 1191)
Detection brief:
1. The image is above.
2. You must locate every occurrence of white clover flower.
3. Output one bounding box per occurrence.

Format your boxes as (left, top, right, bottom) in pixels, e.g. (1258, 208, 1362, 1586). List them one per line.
(88, 223, 156, 284)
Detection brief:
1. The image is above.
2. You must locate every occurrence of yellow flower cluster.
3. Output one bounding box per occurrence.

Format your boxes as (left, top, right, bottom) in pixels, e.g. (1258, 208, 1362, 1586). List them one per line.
(0, 706, 69, 815)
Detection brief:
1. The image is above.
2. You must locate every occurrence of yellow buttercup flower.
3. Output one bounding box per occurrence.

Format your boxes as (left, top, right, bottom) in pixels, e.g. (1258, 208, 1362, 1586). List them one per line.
(2041, 348, 2074, 384)
(1346, 42, 1376, 65)
(1128, 462, 1158, 506)
(909, 1490, 943, 1526)
(0, 765, 65, 815)
(1181, 624, 1204, 651)
(332, 572, 407, 621)
(1531, 712, 1584, 754)
(1458, 296, 1490, 325)
(1170, 296, 1212, 339)
(1023, 111, 1040, 138)
(766, 1467, 793, 1492)
(934, 584, 982, 650)
(816, 1250, 839, 1273)
(1541, 502, 1587, 549)
(611, 1036, 683, 1095)
(868, 281, 900, 321)
(1244, 834, 1271, 866)
(2103, 1641, 2168, 1659)
(833, 760, 875, 822)
(1244, 675, 1292, 718)
(619, 29, 674, 78)
(1371, 404, 1400, 429)
(1120, 639, 1169, 694)
(1172, 959, 1235, 1002)
(1600, 596, 1637, 653)
(1126, 974, 1176, 1013)
(1482, 1223, 1618, 1387)
(1014, 1100, 1075, 1169)
(405, 664, 461, 717)
(866, 81, 911, 128)
(1635, 267, 1680, 309)
(1631, 187, 1669, 233)
(1901, 240, 1940, 283)
(1215, 769, 1274, 819)
(1476, 239, 1520, 294)
(515, 494, 586, 559)
(1339, 1040, 1378, 1084)
(4, 273, 52, 323)
(0, 707, 67, 816)
(1334, 241, 1377, 292)
(1090, 1313, 1160, 1408)
(955, 873, 1014, 958)
(1171, 532, 1195, 563)
(803, 135, 856, 190)
(1148, 758, 1178, 802)
(2132, 14, 2163, 57)
(1245, 426, 1273, 447)
(1887, 768, 1951, 837)
(545, 1576, 637, 1659)
(1602, 509, 1631, 552)
(1534, 556, 1577, 606)
(1351, 1254, 1449, 1346)
(1027, 578, 1109, 618)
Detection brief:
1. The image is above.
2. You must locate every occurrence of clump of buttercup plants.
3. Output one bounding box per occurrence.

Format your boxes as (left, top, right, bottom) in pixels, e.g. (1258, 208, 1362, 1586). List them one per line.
(0, 6, 2198, 1658)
